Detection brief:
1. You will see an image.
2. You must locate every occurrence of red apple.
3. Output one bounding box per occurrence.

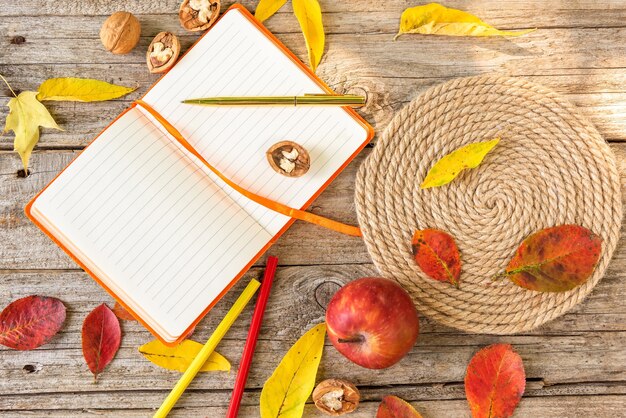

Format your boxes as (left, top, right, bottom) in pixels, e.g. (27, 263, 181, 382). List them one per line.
(325, 277, 419, 369)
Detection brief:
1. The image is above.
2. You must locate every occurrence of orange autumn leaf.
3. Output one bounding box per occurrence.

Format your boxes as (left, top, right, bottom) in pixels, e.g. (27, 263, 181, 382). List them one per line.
(465, 344, 525, 418)
(377, 395, 423, 417)
(112, 302, 137, 321)
(412, 228, 461, 287)
(504, 224, 602, 292)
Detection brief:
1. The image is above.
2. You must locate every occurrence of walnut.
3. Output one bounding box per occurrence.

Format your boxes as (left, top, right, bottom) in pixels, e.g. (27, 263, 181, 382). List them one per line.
(100, 11, 141, 54)
(179, 0, 220, 32)
(266, 141, 310, 178)
(312, 379, 360, 416)
(147, 32, 181, 74)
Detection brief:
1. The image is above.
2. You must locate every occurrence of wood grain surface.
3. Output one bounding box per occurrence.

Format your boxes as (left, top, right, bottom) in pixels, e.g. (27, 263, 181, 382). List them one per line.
(1, 1, 625, 417)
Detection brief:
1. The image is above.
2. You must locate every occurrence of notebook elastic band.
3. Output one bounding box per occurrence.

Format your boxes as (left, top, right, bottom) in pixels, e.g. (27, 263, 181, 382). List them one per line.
(133, 100, 362, 237)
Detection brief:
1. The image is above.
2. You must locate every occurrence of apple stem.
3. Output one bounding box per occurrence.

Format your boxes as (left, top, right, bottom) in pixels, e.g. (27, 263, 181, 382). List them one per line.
(337, 336, 365, 344)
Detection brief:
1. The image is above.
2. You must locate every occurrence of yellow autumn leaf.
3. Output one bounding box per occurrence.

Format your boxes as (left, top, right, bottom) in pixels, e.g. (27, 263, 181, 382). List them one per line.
(260, 323, 326, 418)
(37, 77, 135, 102)
(421, 138, 500, 189)
(138, 339, 230, 372)
(255, 0, 288, 22)
(395, 3, 535, 40)
(292, 0, 325, 72)
(3, 90, 62, 171)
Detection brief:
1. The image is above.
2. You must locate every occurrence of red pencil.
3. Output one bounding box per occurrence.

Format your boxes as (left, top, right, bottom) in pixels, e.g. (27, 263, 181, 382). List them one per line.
(226, 255, 278, 418)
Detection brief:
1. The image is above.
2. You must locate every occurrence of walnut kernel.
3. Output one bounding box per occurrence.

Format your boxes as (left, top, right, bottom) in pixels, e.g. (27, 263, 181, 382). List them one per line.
(312, 379, 360, 416)
(266, 141, 310, 178)
(179, 0, 221, 32)
(147, 32, 181, 74)
(100, 11, 141, 54)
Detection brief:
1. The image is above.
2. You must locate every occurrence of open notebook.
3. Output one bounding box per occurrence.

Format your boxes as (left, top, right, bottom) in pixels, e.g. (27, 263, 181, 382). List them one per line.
(26, 5, 373, 344)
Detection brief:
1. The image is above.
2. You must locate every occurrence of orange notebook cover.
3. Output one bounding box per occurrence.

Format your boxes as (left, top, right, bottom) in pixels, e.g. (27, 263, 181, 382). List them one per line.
(25, 4, 374, 345)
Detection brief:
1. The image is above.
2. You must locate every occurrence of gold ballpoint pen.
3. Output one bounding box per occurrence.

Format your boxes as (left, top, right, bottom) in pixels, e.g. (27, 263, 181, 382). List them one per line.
(181, 93, 366, 107)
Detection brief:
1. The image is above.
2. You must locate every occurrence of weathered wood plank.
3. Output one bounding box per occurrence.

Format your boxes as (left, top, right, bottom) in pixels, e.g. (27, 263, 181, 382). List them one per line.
(1, 145, 624, 269)
(0, 264, 624, 344)
(2, 0, 626, 18)
(1, 392, 625, 417)
(0, 265, 623, 396)
(0, 384, 625, 414)
(4, 29, 626, 75)
(3, 4, 626, 44)
(2, 71, 626, 147)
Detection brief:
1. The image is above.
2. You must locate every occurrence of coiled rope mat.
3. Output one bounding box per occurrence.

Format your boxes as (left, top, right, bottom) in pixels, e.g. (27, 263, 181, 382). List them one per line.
(354, 75, 623, 334)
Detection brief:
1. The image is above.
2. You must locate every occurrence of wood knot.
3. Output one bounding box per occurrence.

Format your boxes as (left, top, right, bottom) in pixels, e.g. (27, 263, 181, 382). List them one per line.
(345, 86, 369, 105)
(17, 169, 31, 178)
(10, 36, 26, 45)
(23, 363, 42, 373)
(314, 281, 342, 311)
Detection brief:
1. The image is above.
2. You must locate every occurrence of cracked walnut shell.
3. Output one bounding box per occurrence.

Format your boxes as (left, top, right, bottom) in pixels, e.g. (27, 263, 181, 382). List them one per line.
(147, 32, 181, 74)
(179, 0, 221, 32)
(312, 379, 360, 416)
(100, 11, 141, 54)
(266, 141, 310, 177)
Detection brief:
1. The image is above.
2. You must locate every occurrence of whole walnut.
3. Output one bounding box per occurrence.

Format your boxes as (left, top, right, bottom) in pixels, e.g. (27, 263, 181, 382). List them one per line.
(100, 11, 141, 54)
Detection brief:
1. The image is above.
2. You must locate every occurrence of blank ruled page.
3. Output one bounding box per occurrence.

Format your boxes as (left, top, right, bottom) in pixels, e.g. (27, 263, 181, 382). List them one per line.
(142, 8, 370, 235)
(31, 107, 271, 340)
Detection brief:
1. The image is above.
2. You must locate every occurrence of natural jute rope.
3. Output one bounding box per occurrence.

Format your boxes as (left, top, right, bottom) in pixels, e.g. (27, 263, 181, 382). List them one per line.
(355, 75, 623, 334)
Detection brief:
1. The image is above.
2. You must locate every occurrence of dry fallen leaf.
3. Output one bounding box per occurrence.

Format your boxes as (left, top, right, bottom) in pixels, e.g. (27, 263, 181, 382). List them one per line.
(421, 139, 499, 189)
(260, 323, 326, 418)
(412, 229, 461, 287)
(465, 344, 525, 418)
(0, 296, 66, 350)
(377, 395, 423, 417)
(1, 74, 62, 171)
(112, 302, 137, 321)
(255, 0, 288, 22)
(292, 0, 325, 72)
(37, 77, 135, 102)
(504, 224, 602, 292)
(395, 3, 536, 40)
(82, 304, 121, 381)
(139, 339, 230, 372)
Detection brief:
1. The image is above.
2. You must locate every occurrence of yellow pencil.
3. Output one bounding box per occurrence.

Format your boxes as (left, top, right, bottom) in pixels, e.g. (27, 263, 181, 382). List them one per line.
(154, 279, 261, 418)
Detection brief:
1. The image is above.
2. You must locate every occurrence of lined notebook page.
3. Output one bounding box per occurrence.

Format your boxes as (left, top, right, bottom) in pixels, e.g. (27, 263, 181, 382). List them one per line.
(31, 107, 272, 339)
(142, 8, 370, 235)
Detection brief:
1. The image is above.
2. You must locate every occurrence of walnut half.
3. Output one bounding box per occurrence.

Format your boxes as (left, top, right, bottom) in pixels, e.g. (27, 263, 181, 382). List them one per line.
(147, 32, 181, 74)
(179, 0, 221, 32)
(312, 379, 360, 416)
(266, 141, 310, 178)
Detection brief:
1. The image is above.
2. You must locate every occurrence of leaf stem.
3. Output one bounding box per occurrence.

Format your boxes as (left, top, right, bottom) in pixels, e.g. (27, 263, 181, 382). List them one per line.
(0, 74, 17, 98)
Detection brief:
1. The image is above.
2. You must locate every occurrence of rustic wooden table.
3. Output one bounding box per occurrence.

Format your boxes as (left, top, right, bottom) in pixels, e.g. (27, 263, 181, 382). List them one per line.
(1, 1, 625, 416)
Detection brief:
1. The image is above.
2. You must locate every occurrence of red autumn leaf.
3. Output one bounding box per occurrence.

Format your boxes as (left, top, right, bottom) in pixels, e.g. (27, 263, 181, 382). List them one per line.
(0, 296, 66, 350)
(412, 228, 461, 287)
(112, 302, 137, 321)
(465, 343, 525, 418)
(505, 224, 602, 292)
(377, 395, 423, 418)
(82, 304, 121, 381)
